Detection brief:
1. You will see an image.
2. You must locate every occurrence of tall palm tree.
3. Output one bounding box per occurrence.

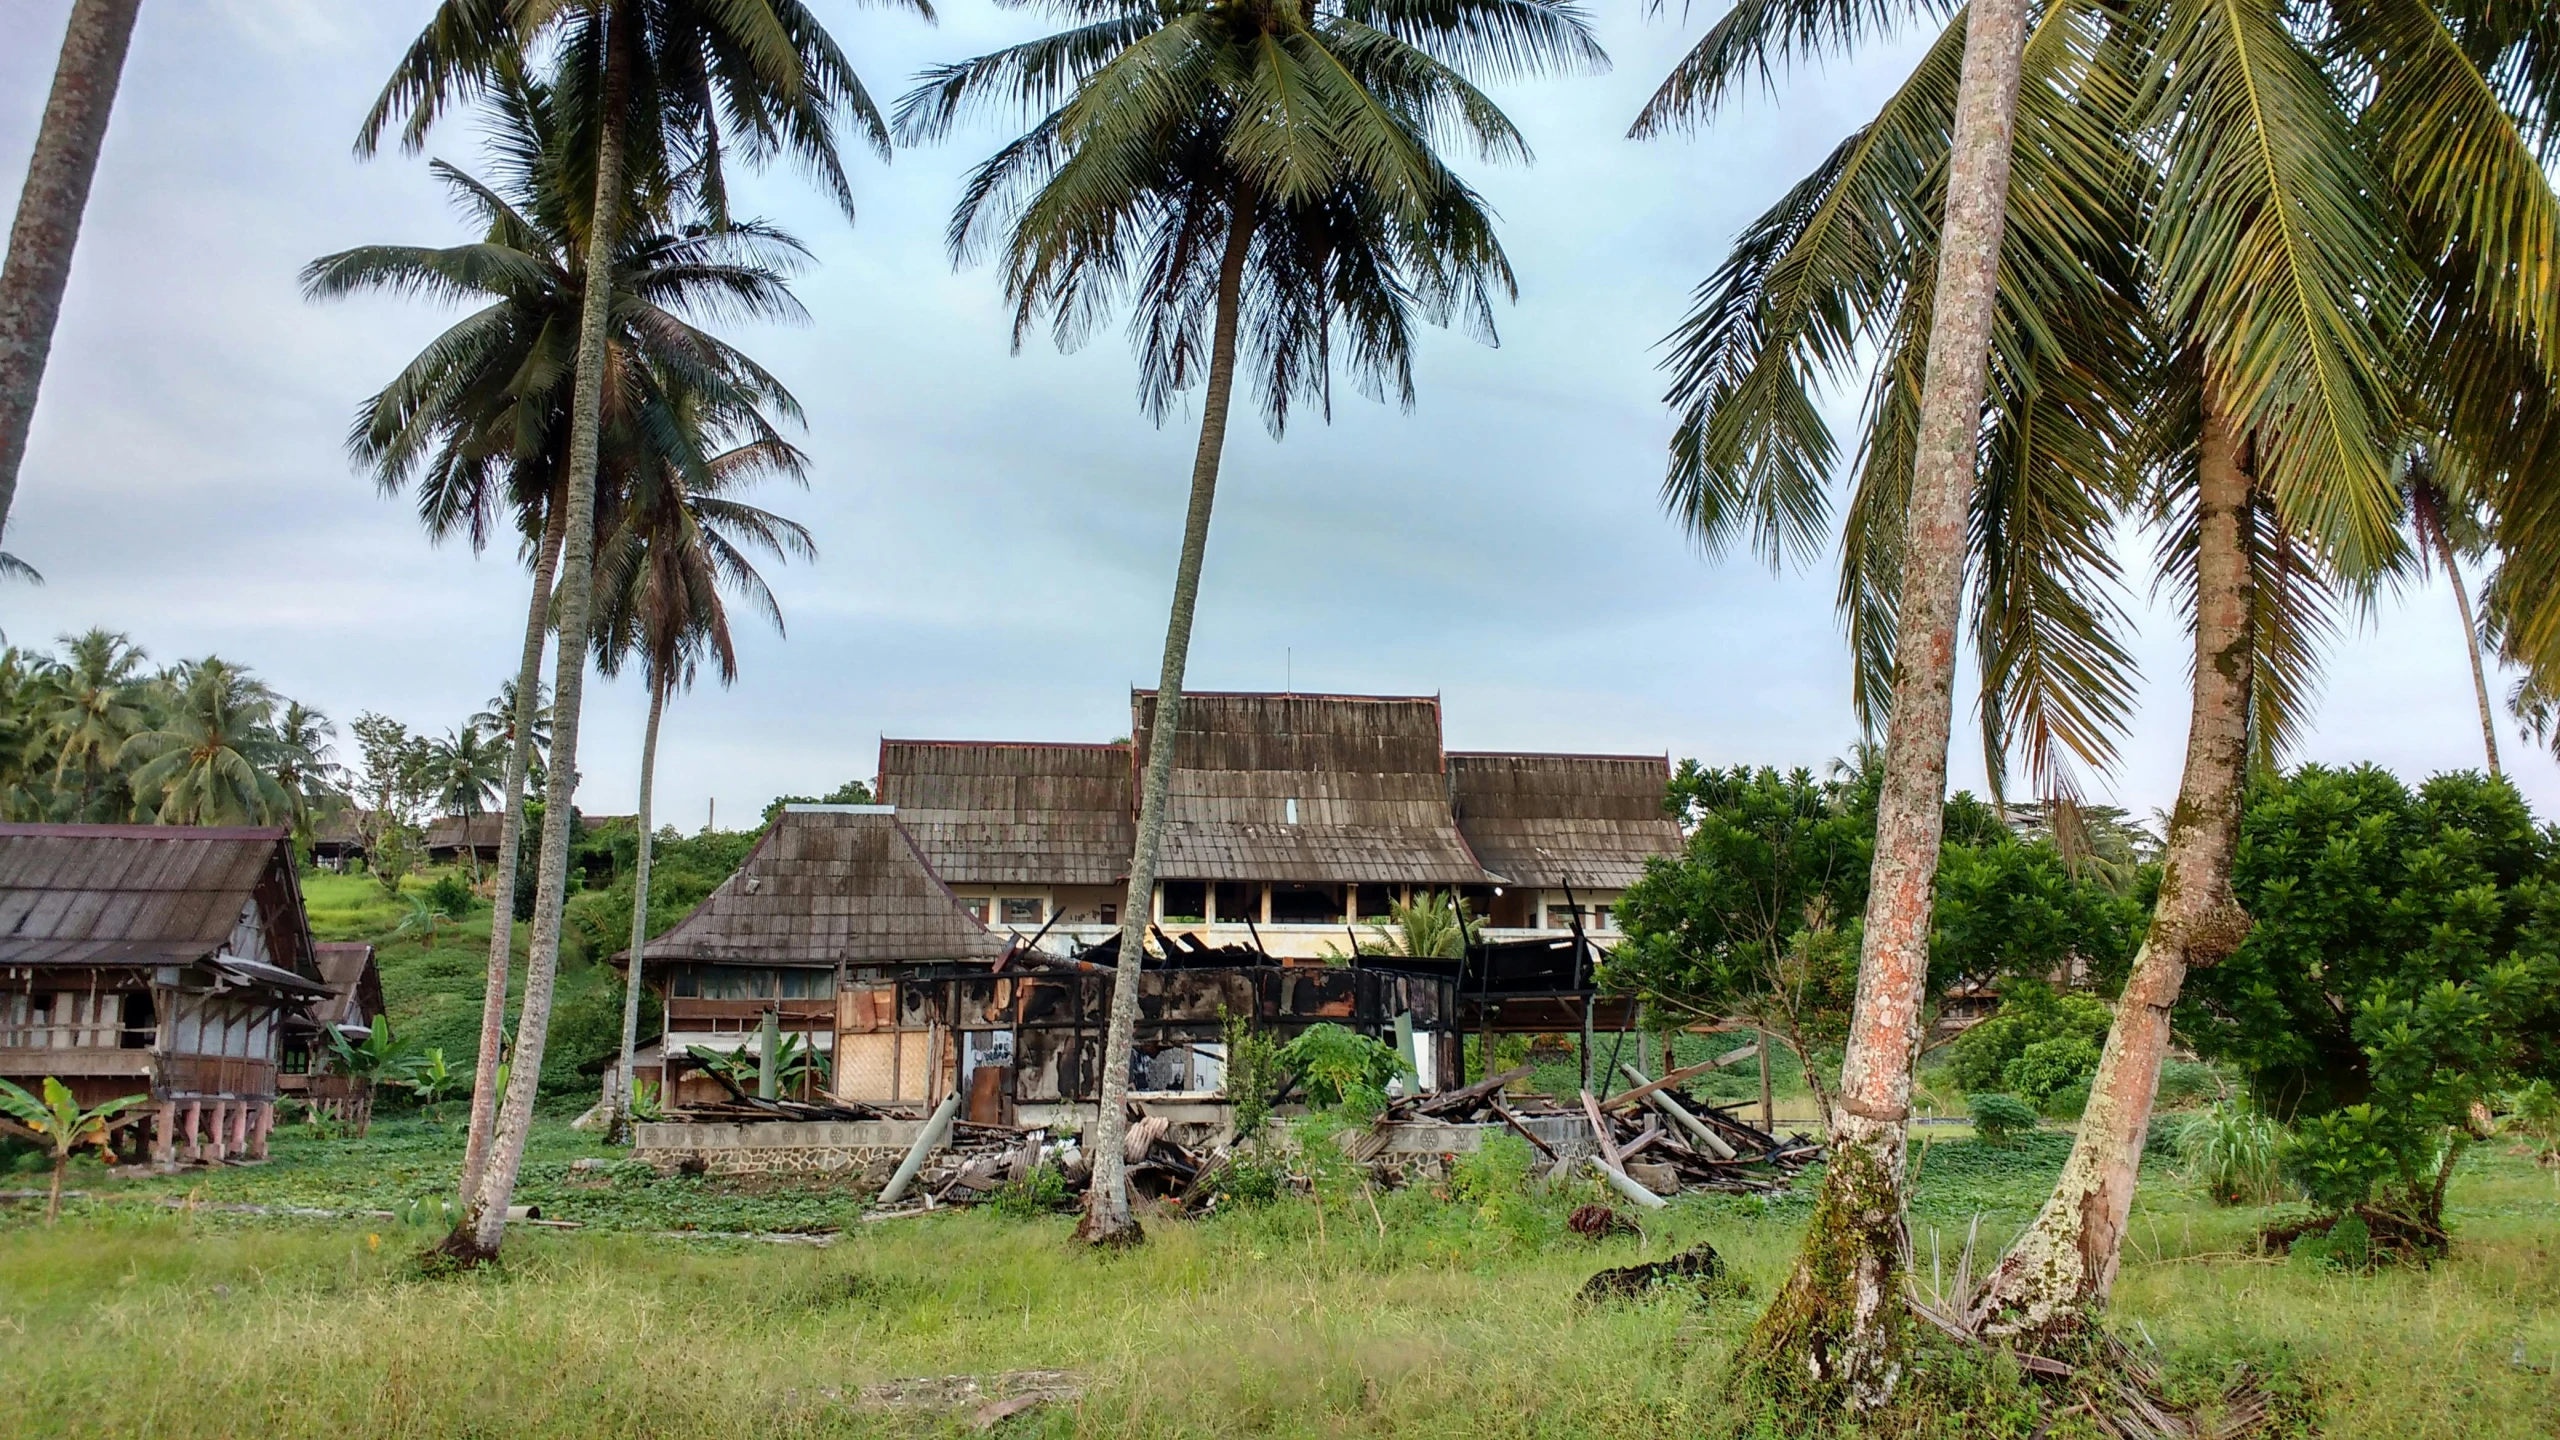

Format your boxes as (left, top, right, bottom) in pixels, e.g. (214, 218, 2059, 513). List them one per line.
(357, 1, 892, 1261)
(429, 724, 507, 883)
(315, 67, 809, 1206)
(472, 678, 551, 791)
(594, 409, 813, 1125)
(0, 0, 142, 544)
(1637, 0, 2048, 1395)
(270, 700, 346, 852)
(1654, 0, 2559, 1350)
(121, 658, 290, 826)
(2397, 449, 2501, 775)
(898, 0, 1604, 1245)
(39, 627, 151, 821)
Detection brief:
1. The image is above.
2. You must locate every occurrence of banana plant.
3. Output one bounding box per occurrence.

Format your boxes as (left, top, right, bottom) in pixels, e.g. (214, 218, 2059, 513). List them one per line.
(0, 1077, 149, 1222)
(408, 1047, 462, 1122)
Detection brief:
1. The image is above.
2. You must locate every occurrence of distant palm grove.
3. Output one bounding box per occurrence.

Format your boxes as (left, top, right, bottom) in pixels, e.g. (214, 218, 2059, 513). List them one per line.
(1, 0, 2558, 1432)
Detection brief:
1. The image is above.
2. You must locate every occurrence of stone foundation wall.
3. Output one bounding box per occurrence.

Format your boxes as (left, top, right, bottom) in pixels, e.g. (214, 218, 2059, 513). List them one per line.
(632, 1120, 926, 1178)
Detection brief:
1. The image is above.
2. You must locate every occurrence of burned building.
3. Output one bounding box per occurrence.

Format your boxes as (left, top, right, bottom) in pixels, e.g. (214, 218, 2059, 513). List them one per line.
(879, 691, 1683, 957)
(0, 824, 330, 1163)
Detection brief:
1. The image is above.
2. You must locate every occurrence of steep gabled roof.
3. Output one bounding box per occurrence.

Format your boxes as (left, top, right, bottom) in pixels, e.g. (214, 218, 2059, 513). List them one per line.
(1447, 752, 1683, 890)
(640, 807, 1006, 965)
(877, 739, 1133, 886)
(1135, 692, 1489, 885)
(311, 942, 385, 1031)
(0, 824, 321, 977)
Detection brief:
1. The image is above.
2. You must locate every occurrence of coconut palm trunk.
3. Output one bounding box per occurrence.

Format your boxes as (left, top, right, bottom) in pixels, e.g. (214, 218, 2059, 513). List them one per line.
(0, 0, 141, 539)
(1740, 0, 2030, 1404)
(2431, 525, 2500, 778)
(612, 670, 665, 1120)
(446, 17, 628, 1263)
(1081, 195, 1255, 1247)
(459, 500, 565, 1204)
(1969, 377, 2258, 1334)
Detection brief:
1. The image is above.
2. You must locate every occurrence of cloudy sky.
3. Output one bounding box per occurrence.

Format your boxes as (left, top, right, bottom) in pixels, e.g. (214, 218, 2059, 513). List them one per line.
(1, 0, 2534, 830)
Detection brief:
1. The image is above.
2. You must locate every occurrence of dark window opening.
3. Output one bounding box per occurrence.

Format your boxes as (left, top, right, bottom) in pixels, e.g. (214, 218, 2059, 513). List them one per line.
(1161, 881, 1207, 922)
(1270, 883, 1344, 924)
(1355, 884, 1405, 920)
(1214, 882, 1259, 923)
(120, 991, 155, 1048)
(1000, 897, 1045, 926)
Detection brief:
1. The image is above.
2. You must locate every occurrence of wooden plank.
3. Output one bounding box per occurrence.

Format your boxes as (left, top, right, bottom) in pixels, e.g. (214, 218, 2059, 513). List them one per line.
(1579, 1089, 1621, 1169)
(1486, 1100, 1556, 1159)
(1601, 1057, 1719, 1112)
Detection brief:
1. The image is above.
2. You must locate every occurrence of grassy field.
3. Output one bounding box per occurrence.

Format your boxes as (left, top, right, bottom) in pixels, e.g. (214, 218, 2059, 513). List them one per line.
(3, 1114, 2553, 1439)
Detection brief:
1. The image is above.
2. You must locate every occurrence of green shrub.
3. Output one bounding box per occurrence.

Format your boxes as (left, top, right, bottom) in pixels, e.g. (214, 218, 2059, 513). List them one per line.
(1222, 1013, 1284, 1141)
(1945, 982, 2112, 1094)
(1276, 1023, 1411, 1112)
(2180, 1102, 2289, 1205)
(987, 1164, 1070, 1218)
(423, 871, 474, 919)
(2038, 1079, 2091, 1120)
(2001, 1036, 2101, 1108)
(2286, 1104, 2399, 1214)
(1450, 1134, 1535, 1208)
(2290, 1210, 2374, 1272)
(1967, 1092, 2038, 1144)
(2156, 1059, 2223, 1107)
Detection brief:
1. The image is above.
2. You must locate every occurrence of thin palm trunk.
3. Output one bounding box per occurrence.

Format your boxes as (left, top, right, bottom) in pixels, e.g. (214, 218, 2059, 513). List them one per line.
(1740, 0, 2029, 1405)
(612, 671, 665, 1119)
(1080, 196, 1256, 1246)
(448, 16, 627, 1262)
(0, 0, 140, 539)
(1969, 378, 2257, 1335)
(2430, 525, 2500, 778)
(459, 499, 565, 1205)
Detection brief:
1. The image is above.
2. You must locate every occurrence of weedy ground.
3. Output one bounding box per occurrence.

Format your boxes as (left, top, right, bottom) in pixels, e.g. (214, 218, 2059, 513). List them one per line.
(2, 1116, 2554, 1439)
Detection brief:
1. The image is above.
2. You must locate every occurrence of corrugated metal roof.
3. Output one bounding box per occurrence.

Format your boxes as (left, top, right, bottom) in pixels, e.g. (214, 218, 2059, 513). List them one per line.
(0, 825, 318, 974)
(878, 739, 1134, 885)
(639, 809, 1007, 964)
(1447, 752, 1684, 889)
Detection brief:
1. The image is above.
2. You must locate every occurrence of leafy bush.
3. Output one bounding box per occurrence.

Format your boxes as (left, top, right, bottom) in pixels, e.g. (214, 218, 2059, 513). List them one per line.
(2286, 1105, 2400, 1215)
(423, 871, 475, 919)
(2156, 1059, 2224, 1107)
(1222, 1013, 1284, 1141)
(1277, 1023, 1411, 1112)
(2290, 1210, 2373, 1272)
(2038, 1079, 2091, 1120)
(987, 1164, 1070, 1218)
(1946, 982, 2113, 1094)
(2002, 1036, 2101, 1109)
(1967, 1092, 2038, 1144)
(2180, 1103, 2289, 1205)
(1450, 1133, 1535, 1208)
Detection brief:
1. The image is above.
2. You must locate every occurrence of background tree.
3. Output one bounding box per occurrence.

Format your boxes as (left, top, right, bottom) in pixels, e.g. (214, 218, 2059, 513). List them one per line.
(348, 713, 435, 898)
(898, 0, 1604, 1246)
(270, 700, 347, 854)
(593, 396, 814, 1127)
(2181, 766, 2560, 1250)
(120, 658, 290, 825)
(427, 724, 505, 883)
(0, 0, 143, 544)
(2396, 449, 2501, 776)
(361, 0, 900, 1263)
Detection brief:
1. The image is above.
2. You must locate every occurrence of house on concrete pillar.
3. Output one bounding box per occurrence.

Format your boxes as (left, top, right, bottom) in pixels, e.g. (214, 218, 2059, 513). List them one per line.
(878, 691, 1684, 959)
(280, 941, 386, 1125)
(0, 824, 330, 1165)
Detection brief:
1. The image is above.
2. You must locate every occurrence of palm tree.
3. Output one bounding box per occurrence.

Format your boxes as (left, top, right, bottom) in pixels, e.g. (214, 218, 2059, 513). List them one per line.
(357, 1, 894, 1261)
(593, 405, 814, 1127)
(323, 53, 818, 1221)
(1651, 0, 2559, 1351)
(428, 724, 506, 884)
(0, 0, 142, 544)
(898, 0, 1604, 1246)
(39, 627, 151, 821)
(472, 678, 551, 791)
(270, 700, 347, 852)
(121, 657, 290, 826)
(2397, 449, 2501, 775)
(1637, 0, 2050, 1393)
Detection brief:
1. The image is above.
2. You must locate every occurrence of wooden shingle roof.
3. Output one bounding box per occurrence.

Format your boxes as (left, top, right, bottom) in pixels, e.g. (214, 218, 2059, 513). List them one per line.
(877, 740, 1134, 886)
(1135, 692, 1489, 885)
(0, 824, 320, 975)
(311, 942, 385, 1030)
(640, 807, 1006, 965)
(1447, 752, 1683, 890)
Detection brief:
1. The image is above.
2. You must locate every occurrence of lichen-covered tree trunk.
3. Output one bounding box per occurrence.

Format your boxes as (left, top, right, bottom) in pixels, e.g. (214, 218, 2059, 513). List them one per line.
(0, 0, 141, 539)
(609, 673, 666, 1121)
(460, 500, 564, 1205)
(1080, 196, 1255, 1247)
(1968, 377, 2256, 1336)
(443, 13, 628, 1264)
(1737, 0, 2029, 1408)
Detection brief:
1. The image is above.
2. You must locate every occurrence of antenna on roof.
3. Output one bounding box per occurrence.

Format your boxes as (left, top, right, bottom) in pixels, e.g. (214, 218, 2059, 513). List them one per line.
(1286, 646, 1292, 695)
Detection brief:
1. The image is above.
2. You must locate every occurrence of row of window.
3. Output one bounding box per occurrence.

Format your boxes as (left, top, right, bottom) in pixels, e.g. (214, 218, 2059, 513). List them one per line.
(950, 889, 1616, 931)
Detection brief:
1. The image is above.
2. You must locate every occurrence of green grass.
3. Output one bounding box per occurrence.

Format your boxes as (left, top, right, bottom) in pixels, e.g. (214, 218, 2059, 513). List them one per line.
(4, 1119, 2553, 1438)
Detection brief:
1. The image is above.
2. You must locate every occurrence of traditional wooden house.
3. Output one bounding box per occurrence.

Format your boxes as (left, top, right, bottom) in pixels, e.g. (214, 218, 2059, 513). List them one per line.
(878, 692, 1684, 957)
(424, 814, 505, 867)
(0, 824, 330, 1164)
(279, 941, 385, 1124)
